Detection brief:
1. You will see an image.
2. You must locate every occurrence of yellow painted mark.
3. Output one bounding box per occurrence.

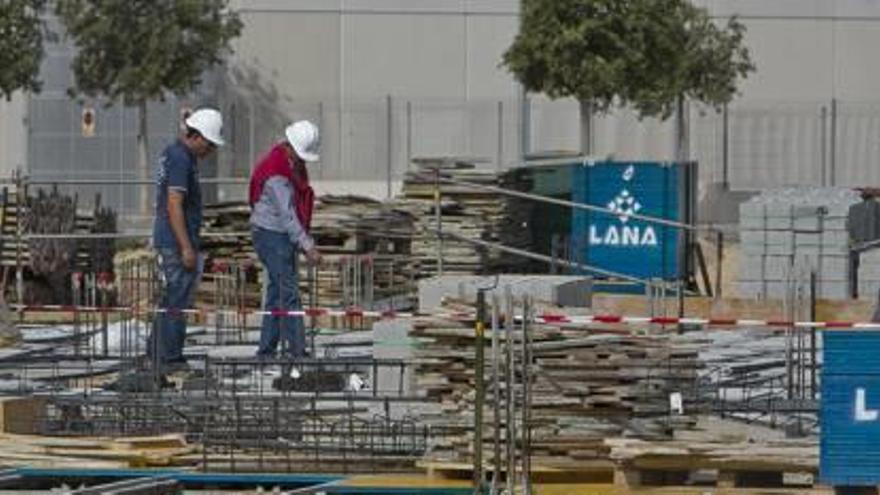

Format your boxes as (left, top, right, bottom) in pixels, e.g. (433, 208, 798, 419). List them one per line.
(343, 474, 469, 488)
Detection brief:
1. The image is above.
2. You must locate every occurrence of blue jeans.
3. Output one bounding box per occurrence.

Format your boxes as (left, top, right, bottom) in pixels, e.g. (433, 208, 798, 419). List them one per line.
(253, 227, 306, 358)
(149, 247, 203, 364)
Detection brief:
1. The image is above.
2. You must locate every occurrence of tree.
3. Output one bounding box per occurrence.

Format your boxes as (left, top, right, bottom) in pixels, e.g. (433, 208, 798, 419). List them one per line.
(56, 0, 242, 213)
(0, 0, 48, 100)
(502, 0, 755, 156)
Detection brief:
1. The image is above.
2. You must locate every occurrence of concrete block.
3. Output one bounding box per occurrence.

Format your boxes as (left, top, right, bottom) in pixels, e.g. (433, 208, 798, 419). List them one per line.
(823, 217, 848, 230)
(792, 206, 824, 231)
(861, 250, 880, 264)
(740, 230, 766, 246)
(766, 243, 795, 255)
(858, 258, 880, 279)
(766, 217, 793, 230)
(418, 275, 593, 312)
(765, 205, 793, 218)
(742, 243, 767, 256)
(819, 255, 851, 281)
(821, 229, 850, 246)
(795, 232, 822, 246)
(764, 255, 793, 280)
(793, 216, 821, 231)
(767, 230, 794, 246)
(797, 243, 850, 255)
(740, 215, 766, 230)
(826, 204, 854, 217)
(739, 202, 765, 218)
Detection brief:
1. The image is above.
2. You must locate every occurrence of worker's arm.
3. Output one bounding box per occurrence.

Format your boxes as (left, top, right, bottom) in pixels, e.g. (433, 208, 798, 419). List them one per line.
(167, 190, 197, 270)
(264, 177, 320, 263)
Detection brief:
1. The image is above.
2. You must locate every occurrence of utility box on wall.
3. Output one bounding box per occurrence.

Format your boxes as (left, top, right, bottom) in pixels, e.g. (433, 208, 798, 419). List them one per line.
(570, 161, 697, 281)
(821, 330, 880, 486)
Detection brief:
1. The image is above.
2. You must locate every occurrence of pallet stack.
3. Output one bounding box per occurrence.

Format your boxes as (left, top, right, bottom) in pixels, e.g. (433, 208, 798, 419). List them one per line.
(396, 157, 525, 278)
(412, 302, 699, 470)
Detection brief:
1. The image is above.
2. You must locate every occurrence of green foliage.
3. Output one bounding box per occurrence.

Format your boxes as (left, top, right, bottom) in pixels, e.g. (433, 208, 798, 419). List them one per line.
(0, 0, 47, 100)
(56, 0, 243, 104)
(502, 0, 755, 119)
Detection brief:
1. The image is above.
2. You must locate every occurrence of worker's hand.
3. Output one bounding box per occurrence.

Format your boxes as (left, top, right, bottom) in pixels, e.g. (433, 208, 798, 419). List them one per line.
(305, 247, 322, 265)
(181, 246, 197, 271)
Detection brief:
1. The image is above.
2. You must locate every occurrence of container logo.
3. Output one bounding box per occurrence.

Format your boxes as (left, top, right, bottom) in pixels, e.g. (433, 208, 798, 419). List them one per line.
(589, 169, 659, 247)
(607, 189, 641, 223)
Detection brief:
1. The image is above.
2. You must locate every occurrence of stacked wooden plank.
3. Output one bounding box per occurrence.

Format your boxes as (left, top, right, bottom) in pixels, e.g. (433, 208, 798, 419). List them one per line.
(201, 195, 415, 308)
(412, 303, 699, 470)
(396, 157, 526, 278)
(0, 433, 195, 469)
(605, 436, 817, 472)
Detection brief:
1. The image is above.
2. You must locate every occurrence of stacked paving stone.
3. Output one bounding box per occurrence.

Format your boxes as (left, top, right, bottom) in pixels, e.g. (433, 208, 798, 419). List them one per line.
(738, 187, 860, 300)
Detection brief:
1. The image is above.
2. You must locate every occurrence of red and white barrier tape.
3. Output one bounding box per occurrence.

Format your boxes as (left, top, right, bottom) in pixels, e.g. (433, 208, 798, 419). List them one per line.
(12, 303, 880, 330)
(534, 313, 880, 329)
(9, 304, 410, 319)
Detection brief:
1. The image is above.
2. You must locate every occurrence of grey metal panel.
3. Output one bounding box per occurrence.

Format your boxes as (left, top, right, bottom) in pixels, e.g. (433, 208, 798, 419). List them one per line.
(343, 13, 466, 99)
(230, 11, 341, 101)
(700, 0, 834, 19)
(465, 0, 518, 15)
(735, 19, 834, 101)
(345, 0, 470, 13)
(0, 93, 27, 175)
(833, 21, 880, 100)
(465, 15, 519, 99)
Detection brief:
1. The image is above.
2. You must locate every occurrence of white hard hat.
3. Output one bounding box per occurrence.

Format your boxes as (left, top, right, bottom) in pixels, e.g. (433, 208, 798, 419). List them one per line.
(185, 108, 225, 146)
(285, 120, 320, 162)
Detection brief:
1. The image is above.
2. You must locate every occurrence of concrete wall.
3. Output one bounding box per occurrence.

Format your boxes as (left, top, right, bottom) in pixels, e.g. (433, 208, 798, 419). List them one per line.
(6, 0, 880, 199)
(222, 0, 880, 189)
(0, 93, 27, 177)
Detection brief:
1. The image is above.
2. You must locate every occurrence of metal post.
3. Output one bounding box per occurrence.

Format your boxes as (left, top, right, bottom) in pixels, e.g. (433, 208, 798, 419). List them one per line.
(406, 100, 413, 171)
(14, 170, 23, 310)
(820, 105, 828, 187)
(504, 286, 516, 495)
(318, 101, 325, 180)
(496, 101, 504, 172)
(520, 87, 530, 162)
(490, 293, 501, 494)
(521, 295, 533, 495)
(434, 168, 444, 276)
(810, 269, 818, 399)
(248, 100, 256, 167)
(473, 290, 486, 494)
(386, 94, 393, 199)
(715, 231, 724, 299)
(830, 98, 838, 187)
(722, 103, 729, 189)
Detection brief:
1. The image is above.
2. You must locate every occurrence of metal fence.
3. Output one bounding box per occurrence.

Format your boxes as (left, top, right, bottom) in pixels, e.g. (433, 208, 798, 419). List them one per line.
(17, 89, 880, 222)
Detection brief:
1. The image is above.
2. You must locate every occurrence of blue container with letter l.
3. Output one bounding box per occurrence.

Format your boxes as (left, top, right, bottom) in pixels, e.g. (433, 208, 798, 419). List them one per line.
(570, 160, 696, 281)
(822, 331, 880, 486)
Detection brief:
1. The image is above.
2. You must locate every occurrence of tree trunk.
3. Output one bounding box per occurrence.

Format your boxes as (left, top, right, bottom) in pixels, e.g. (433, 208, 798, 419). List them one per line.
(137, 100, 150, 218)
(675, 95, 689, 163)
(579, 99, 593, 156)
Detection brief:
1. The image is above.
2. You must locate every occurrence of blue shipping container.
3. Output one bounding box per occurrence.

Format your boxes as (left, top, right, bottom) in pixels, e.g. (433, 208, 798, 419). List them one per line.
(821, 331, 880, 486)
(570, 161, 694, 280)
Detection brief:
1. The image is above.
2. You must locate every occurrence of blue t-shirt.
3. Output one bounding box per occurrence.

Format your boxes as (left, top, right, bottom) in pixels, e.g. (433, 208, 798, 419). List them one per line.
(152, 140, 202, 250)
